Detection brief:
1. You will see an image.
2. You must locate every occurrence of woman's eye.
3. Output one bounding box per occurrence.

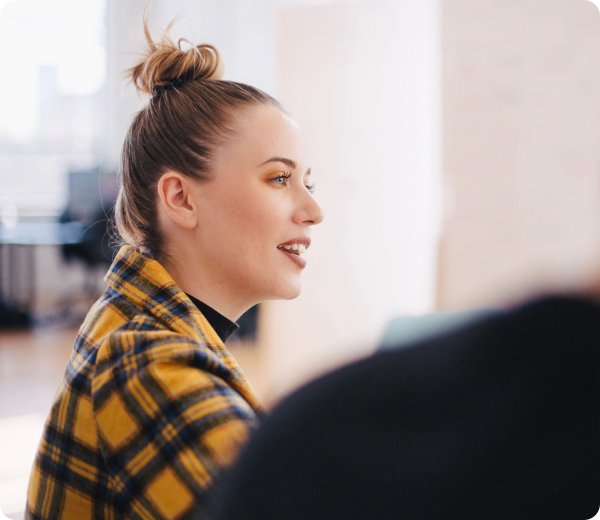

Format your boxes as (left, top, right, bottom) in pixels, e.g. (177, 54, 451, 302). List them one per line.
(270, 172, 315, 193)
(271, 173, 292, 186)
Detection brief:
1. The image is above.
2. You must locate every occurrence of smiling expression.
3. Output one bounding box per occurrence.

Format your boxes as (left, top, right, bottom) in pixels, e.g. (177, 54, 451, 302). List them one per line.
(185, 103, 324, 307)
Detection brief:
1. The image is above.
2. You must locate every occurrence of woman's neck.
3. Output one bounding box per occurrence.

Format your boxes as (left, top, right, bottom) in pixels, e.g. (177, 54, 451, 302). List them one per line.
(159, 253, 251, 322)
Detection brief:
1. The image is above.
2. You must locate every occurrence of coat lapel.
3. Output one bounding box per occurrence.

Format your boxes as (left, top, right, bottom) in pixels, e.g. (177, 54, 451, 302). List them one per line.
(105, 245, 262, 411)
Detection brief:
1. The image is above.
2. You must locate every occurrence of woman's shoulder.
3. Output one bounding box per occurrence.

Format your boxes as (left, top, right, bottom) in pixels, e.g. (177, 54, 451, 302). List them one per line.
(94, 321, 215, 371)
(91, 324, 260, 420)
(78, 280, 261, 411)
(79, 279, 200, 352)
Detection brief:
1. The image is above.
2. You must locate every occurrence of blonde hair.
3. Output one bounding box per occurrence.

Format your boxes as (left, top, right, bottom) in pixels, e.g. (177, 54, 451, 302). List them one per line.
(115, 21, 281, 258)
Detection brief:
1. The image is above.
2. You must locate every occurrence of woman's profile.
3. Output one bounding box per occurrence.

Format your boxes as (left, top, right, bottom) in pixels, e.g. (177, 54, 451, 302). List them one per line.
(25, 21, 323, 519)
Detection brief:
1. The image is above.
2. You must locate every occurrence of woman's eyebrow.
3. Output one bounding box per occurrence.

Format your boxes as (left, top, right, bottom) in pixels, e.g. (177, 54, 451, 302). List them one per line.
(258, 156, 297, 168)
(258, 157, 311, 175)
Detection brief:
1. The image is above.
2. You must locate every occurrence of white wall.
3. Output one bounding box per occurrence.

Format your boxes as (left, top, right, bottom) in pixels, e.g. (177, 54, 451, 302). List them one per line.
(263, 0, 441, 396)
(106, 0, 147, 167)
(439, 0, 600, 309)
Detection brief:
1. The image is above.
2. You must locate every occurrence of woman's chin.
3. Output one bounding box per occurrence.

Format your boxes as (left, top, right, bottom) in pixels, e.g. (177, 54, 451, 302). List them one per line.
(272, 282, 302, 301)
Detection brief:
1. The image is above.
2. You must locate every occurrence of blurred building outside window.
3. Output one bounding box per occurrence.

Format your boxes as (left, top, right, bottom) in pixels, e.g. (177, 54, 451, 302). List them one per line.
(0, 0, 107, 221)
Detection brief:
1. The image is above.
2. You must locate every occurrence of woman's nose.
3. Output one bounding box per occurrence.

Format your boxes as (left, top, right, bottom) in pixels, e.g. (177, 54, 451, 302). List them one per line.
(294, 189, 324, 225)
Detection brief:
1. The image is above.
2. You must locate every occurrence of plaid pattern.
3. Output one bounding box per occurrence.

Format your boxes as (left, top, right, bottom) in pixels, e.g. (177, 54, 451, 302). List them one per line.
(26, 246, 262, 519)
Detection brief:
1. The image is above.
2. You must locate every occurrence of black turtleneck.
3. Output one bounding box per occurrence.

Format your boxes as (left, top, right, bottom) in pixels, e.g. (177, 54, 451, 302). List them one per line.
(186, 293, 239, 343)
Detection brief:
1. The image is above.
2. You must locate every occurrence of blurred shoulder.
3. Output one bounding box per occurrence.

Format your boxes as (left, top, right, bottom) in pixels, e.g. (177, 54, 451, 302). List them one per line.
(269, 294, 600, 419)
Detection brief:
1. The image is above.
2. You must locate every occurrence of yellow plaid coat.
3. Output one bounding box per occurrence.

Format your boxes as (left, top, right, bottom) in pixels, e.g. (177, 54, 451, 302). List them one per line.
(26, 246, 262, 519)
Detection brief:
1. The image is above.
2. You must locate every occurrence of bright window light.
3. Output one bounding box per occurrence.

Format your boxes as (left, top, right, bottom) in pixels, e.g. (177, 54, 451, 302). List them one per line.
(0, 0, 106, 216)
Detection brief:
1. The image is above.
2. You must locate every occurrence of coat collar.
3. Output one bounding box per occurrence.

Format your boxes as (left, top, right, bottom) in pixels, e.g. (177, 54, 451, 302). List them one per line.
(104, 245, 262, 411)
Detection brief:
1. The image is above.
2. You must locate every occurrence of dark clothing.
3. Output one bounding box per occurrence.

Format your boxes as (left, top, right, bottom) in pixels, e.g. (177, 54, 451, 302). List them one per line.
(186, 293, 239, 342)
(210, 295, 600, 520)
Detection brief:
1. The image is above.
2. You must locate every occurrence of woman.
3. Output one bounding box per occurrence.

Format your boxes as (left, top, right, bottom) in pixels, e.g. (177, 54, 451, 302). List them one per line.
(26, 24, 323, 519)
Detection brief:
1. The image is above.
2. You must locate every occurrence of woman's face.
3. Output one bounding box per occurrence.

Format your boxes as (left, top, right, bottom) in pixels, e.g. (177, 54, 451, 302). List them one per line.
(188, 103, 323, 307)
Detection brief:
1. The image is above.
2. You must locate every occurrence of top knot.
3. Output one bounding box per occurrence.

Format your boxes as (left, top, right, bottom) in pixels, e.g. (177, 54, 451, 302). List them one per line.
(129, 20, 224, 97)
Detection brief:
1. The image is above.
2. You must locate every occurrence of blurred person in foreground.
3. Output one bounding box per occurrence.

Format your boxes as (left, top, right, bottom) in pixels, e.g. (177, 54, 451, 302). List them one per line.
(210, 290, 599, 520)
(25, 21, 322, 520)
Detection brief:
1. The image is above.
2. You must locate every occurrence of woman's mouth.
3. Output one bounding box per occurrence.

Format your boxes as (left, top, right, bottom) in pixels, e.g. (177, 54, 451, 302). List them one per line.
(279, 244, 306, 255)
(277, 244, 307, 268)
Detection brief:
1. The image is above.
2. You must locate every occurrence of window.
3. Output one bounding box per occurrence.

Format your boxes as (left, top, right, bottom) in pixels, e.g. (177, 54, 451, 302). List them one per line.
(0, 0, 106, 218)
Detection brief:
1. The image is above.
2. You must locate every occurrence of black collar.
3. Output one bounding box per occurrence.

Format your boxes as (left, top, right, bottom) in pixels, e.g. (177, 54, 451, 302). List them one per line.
(186, 293, 239, 343)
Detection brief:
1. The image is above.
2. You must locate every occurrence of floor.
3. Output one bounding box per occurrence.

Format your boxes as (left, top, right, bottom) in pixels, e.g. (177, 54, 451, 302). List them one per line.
(0, 325, 265, 519)
(0, 327, 73, 518)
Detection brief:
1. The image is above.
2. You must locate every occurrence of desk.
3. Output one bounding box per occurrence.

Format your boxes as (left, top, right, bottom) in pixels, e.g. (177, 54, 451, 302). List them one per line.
(0, 221, 83, 325)
(0, 221, 82, 246)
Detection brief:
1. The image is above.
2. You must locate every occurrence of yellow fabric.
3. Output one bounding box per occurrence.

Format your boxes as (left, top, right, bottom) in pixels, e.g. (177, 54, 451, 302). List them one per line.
(26, 246, 261, 519)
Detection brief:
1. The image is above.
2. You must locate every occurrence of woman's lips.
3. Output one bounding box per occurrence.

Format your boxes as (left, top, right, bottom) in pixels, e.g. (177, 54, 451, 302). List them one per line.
(278, 248, 307, 268)
(277, 238, 310, 269)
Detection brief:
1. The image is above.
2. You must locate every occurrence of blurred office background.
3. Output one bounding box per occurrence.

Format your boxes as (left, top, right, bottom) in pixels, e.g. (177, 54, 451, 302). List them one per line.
(2, 0, 600, 517)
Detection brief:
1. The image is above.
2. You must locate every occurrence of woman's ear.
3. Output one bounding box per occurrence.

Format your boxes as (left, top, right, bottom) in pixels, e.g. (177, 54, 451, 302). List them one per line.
(156, 171, 198, 230)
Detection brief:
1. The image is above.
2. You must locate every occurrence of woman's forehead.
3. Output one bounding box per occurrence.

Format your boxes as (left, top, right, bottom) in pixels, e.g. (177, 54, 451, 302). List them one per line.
(219, 105, 307, 166)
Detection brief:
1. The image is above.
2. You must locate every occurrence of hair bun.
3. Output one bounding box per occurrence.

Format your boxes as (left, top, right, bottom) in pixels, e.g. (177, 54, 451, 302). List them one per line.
(130, 21, 224, 96)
